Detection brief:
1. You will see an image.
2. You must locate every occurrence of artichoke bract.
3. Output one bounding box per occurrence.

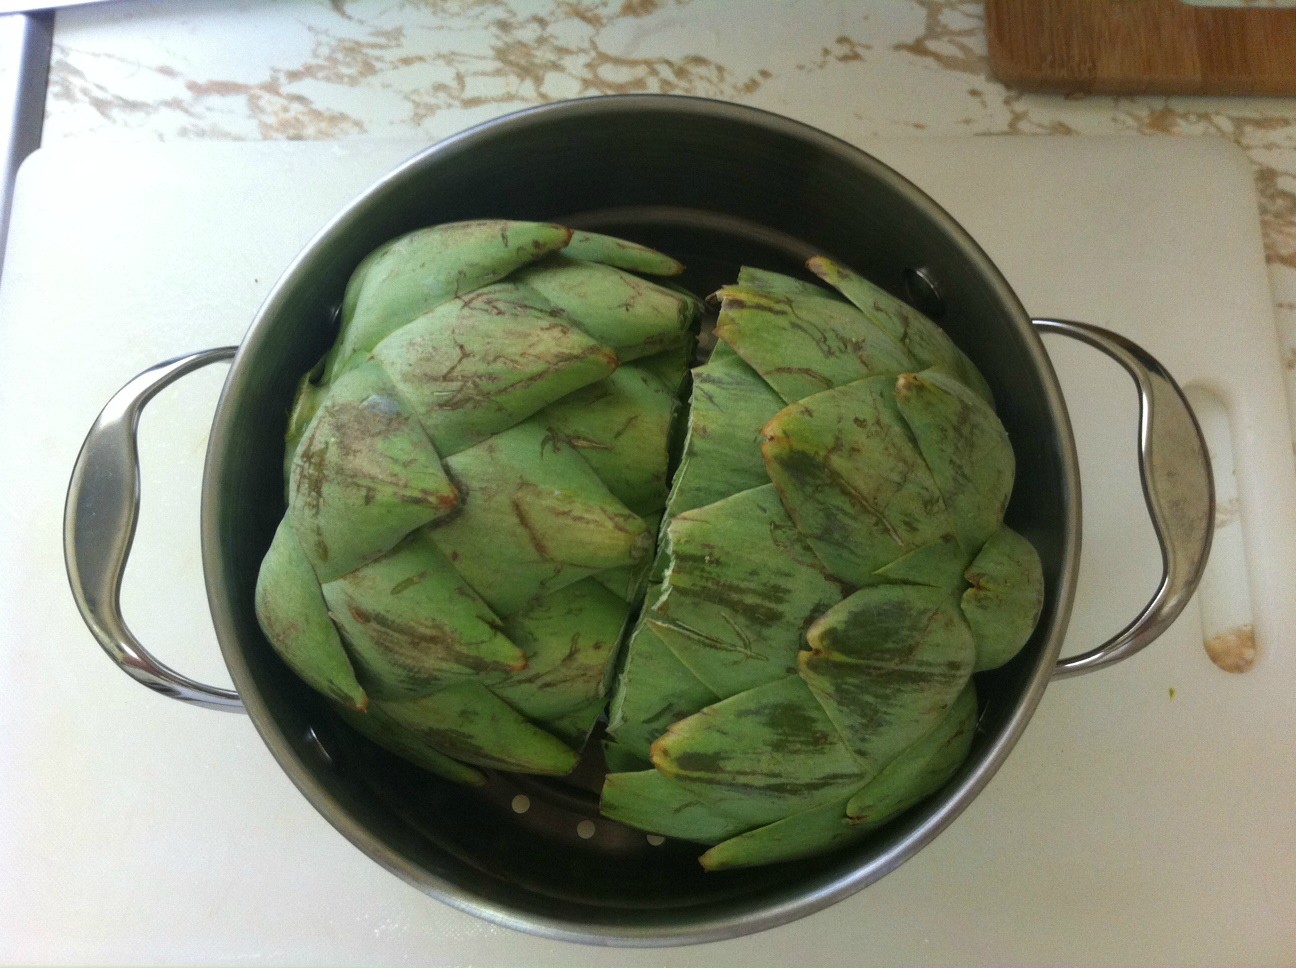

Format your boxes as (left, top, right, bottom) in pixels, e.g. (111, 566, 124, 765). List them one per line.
(255, 220, 699, 785)
(255, 218, 1045, 870)
(599, 260, 1044, 870)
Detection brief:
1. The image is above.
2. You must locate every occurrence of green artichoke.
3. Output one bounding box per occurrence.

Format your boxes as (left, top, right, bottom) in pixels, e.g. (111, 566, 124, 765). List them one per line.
(255, 219, 1045, 869)
(255, 220, 699, 784)
(598, 260, 1044, 869)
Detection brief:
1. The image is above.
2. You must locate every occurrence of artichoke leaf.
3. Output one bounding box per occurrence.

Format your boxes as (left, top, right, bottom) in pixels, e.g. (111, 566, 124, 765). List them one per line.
(606, 620, 721, 762)
(321, 531, 525, 701)
(799, 584, 976, 774)
(542, 362, 677, 517)
(600, 769, 752, 844)
(596, 511, 659, 603)
(735, 266, 834, 302)
(514, 255, 695, 362)
(254, 520, 367, 712)
(650, 676, 864, 828)
(762, 376, 952, 585)
(664, 341, 786, 519)
(326, 220, 573, 380)
(895, 369, 1014, 555)
(637, 341, 693, 394)
(542, 699, 611, 747)
(698, 794, 860, 871)
(699, 685, 977, 870)
(961, 526, 1045, 672)
(715, 284, 912, 404)
(511, 485, 648, 573)
(562, 229, 686, 277)
(372, 681, 579, 775)
(845, 680, 977, 823)
(282, 362, 329, 485)
(336, 705, 487, 788)
(338, 234, 394, 335)
(287, 360, 459, 583)
(592, 561, 645, 602)
(429, 418, 650, 617)
(651, 483, 842, 697)
(806, 256, 993, 404)
(371, 283, 618, 458)
(869, 533, 968, 591)
(491, 578, 629, 737)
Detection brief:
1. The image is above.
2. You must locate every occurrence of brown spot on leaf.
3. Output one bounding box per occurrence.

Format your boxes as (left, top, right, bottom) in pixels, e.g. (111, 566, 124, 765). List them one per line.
(894, 372, 921, 400)
(1205, 624, 1258, 673)
(390, 571, 429, 596)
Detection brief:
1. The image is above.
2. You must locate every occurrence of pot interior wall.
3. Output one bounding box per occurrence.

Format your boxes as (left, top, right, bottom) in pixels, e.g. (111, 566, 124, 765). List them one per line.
(205, 98, 1074, 938)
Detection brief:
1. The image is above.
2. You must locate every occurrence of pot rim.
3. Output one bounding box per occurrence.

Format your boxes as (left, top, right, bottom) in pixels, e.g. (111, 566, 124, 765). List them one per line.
(201, 93, 1081, 946)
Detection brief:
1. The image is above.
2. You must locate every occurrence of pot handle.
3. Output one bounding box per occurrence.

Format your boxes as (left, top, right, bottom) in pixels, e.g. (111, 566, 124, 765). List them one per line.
(63, 347, 245, 712)
(1033, 319, 1214, 679)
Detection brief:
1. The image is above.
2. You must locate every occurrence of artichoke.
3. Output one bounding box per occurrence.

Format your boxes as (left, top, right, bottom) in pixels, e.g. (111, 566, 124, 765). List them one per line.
(255, 220, 699, 784)
(255, 218, 1045, 869)
(598, 261, 1044, 869)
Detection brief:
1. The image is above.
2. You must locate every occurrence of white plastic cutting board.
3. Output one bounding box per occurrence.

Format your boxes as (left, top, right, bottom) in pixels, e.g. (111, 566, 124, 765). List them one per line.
(0, 135, 1293, 967)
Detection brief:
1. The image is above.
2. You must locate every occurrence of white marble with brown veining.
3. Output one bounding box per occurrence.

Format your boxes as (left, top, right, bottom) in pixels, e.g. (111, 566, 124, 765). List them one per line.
(41, 0, 1296, 383)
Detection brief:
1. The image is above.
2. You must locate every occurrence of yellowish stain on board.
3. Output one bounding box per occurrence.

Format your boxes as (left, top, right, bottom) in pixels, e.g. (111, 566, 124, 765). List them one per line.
(1205, 623, 1258, 672)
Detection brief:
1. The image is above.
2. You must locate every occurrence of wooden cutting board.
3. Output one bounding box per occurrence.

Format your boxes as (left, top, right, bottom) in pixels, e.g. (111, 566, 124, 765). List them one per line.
(987, 0, 1296, 95)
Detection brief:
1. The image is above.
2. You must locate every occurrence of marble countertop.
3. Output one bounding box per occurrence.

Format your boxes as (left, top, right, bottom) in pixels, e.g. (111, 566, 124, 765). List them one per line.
(41, 0, 1296, 392)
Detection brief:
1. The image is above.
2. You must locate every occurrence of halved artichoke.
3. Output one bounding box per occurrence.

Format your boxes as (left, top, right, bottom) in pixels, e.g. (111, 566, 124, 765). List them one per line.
(255, 220, 699, 784)
(599, 260, 1044, 869)
(255, 220, 1044, 869)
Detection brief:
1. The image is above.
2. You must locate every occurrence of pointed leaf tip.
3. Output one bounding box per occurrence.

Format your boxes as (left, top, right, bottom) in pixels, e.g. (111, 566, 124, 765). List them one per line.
(254, 520, 368, 712)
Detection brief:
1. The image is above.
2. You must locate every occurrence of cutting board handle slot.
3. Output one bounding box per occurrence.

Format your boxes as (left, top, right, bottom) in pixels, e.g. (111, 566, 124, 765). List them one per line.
(1183, 385, 1260, 673)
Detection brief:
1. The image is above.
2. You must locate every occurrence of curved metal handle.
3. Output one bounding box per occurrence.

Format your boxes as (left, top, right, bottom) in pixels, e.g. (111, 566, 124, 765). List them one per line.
(1035, 319, 1215, 679)
(64, 347, 245, 711)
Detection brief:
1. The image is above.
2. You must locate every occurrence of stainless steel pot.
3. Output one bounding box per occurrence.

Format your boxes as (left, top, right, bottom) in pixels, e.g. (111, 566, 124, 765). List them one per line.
(62, 95, 1213, 946)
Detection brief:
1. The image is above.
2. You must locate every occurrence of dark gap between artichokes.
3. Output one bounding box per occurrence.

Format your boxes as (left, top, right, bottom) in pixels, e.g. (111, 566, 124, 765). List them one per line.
(254, 219, 1045, 872)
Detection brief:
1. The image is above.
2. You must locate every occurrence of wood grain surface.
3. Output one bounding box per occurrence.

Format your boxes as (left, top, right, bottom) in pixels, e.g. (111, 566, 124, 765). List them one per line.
(987, 0, 1296, 95)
